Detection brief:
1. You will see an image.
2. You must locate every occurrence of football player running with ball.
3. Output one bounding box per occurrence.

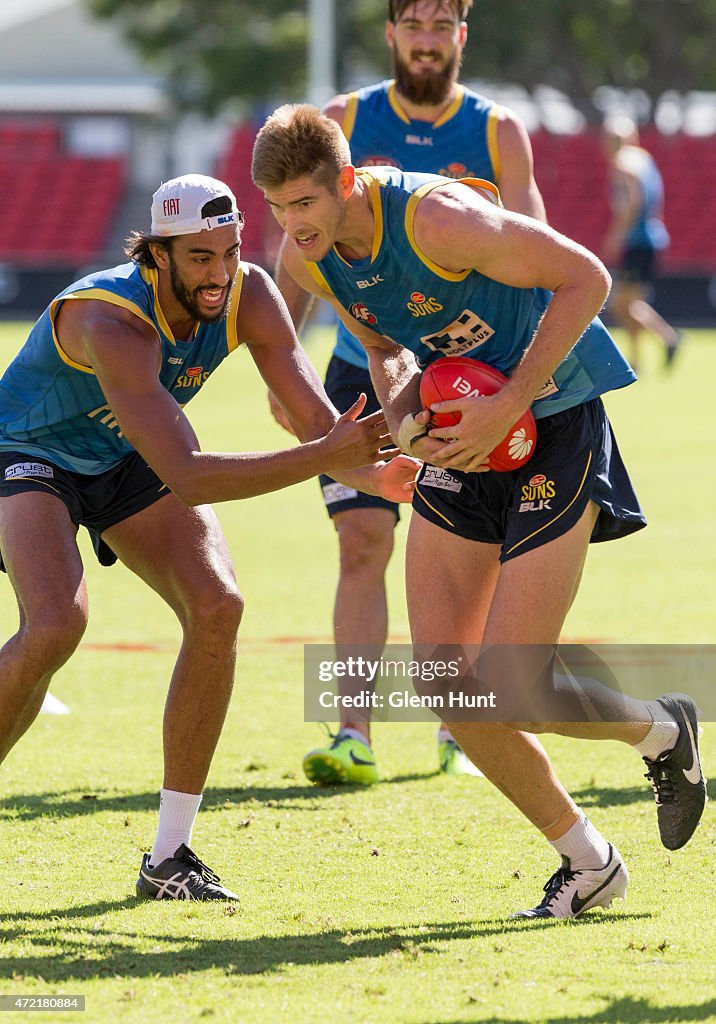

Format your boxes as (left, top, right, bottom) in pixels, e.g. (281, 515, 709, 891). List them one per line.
(252, 106, 707, 920)
(273, 0, 546, 785)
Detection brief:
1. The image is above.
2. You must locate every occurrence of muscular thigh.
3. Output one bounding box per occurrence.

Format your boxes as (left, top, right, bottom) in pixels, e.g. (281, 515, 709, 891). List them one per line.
(102, 494, 238, 616)
(406, 513, 500, 646)
(0, 491, 86, 619)
(484, 499, 599, 645)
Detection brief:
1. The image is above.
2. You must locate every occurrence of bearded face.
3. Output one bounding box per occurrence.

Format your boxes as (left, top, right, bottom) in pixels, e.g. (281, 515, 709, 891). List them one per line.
(390, 2, 465, 106)
(393, 43, 462, 106)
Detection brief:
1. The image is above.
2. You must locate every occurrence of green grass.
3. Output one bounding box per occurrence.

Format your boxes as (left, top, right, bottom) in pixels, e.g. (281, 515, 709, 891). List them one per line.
(0, 322, 714, 1024)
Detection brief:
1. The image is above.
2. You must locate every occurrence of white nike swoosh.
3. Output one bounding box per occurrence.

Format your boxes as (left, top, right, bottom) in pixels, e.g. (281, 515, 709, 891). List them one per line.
(682, 713, 703, 785)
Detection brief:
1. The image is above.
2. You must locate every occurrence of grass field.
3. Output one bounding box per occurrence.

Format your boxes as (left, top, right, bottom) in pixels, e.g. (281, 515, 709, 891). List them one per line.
(0, 322, 714, 1024)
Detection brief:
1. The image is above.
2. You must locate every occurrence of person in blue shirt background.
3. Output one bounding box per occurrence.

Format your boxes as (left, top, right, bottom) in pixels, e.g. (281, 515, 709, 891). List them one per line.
(602, 115, 681, 372)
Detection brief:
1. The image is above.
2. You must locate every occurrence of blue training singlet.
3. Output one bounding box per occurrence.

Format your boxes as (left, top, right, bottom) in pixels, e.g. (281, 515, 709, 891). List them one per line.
(0, 261, 244, 474)
(614, 145, 669, 251)
(335, 81, 503, 368)
(309, 169, 635, 419)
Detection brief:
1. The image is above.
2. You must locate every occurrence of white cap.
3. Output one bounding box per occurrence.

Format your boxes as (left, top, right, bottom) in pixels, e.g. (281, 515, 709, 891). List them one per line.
(150, 173, 242, 237)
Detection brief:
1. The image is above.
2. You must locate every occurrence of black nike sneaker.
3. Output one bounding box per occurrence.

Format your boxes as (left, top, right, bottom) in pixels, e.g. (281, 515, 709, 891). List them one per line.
(512, 845, 629, 920)
(643, 693, 706, 850)
(136, 844, 239, 901)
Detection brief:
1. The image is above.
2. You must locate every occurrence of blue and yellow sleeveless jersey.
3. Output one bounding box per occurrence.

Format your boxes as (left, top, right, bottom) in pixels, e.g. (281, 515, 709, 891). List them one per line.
(0, 261, 244, 474)
(616, 145, 669, 251)
(335, 80, 502, 368)
(310, 169, 635, 419)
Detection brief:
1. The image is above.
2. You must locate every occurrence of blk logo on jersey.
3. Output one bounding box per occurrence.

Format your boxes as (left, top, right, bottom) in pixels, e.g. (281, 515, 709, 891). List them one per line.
(519, 475, 556, 513)
(407, 292, 444, 317)
(349, 302, 378, 325)
(357, 275, 384, 289)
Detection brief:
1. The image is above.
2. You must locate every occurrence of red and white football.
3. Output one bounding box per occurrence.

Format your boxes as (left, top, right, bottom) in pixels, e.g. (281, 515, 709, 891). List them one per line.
(419, 357, 537, 472)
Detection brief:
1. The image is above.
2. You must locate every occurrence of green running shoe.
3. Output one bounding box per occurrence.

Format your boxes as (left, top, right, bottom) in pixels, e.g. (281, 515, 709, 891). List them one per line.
(438, 739, 484, 777)
(303, 731, 378, 785)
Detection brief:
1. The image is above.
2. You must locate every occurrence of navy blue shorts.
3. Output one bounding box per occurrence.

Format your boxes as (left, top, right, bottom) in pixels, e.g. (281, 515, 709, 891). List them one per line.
(319, 354, 400, 521)
(0, 450, 170, 569)
(412, 397, 646, 562)
(617, 246, 658, 286)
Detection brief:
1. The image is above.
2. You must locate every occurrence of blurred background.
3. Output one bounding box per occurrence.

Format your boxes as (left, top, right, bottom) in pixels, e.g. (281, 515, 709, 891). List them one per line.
(0, 0, 715, 324)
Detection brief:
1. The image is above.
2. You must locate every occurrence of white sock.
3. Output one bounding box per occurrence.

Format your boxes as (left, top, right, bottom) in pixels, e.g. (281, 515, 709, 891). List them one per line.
(550, 812, 611, 871)
(339, 727, 371, 747)
(437, 727, 454, 743)
(634, 701, 679, 759)
(149, 788, 203, 867)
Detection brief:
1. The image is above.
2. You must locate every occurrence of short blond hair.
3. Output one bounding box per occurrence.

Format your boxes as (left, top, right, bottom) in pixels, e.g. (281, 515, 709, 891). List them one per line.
(251, 104, 352, 192)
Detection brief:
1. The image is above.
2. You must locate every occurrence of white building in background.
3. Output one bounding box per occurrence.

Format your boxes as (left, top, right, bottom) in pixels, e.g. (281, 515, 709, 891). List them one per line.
(0, 0, 231, 188)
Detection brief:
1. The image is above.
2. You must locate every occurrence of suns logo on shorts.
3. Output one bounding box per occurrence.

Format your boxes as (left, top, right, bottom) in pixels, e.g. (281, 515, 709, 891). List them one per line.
(519, 474, 556, 512)
(349, 302, 378, 325)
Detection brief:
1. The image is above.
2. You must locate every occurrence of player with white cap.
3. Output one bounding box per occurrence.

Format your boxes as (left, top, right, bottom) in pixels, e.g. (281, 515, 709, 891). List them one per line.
(0, 173, 419, 901)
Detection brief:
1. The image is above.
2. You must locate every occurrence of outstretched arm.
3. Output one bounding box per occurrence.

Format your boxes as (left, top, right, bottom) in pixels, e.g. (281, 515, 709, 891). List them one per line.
(55, 296, 390, 505)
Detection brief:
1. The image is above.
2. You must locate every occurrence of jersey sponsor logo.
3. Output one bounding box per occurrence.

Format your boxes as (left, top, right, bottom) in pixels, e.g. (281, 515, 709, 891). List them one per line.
(535, 377, 559, 400)
(359, 156, 401, 168)
(168, 356, 184, 365)
(422, 466, 462, 492)
(407, 293, 444, 317)
(4, 462, 54, 480)
(440, 162, 468, 178)
(87, 403, 123, 438)
(420, 309, 495, 356)
(519, 476, 555, 513)
(357, 274, 384, 289)
(176, 366, 210, 388)
(405, 134, 433, 146)
(322, 481, 359, 505)
(349, 302, 378, 325)
(163, 197, 180, 216)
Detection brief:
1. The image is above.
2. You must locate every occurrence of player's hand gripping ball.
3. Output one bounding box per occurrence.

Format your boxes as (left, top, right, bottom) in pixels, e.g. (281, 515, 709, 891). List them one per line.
(419, 357, 537, 471)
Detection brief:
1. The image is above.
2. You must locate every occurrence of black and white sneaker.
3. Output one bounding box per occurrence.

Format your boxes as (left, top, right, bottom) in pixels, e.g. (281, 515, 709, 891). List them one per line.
(136, 844, 239, 901)
(512, 845, 629, 920)
(643, 693, 706, 850)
